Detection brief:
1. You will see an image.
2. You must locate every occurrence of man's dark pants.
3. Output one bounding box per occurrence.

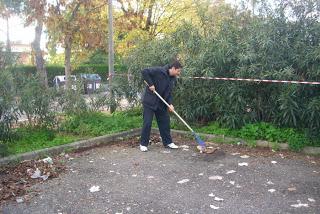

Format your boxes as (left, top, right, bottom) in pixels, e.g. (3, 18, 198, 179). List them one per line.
(140, 105, 172, 146)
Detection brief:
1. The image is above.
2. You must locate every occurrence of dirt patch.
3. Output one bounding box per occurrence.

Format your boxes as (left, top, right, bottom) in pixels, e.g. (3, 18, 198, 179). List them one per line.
(0, 156, 67, 205)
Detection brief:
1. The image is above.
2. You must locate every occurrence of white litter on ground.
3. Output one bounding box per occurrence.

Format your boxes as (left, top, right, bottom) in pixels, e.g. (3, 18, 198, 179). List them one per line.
(267, 181, 274, 185)
(231, 153, 240, 156)
(112, 163, 117, 166)
(126, 207, 131, 211)
(240, 155, 250, 159)
(161, 151, 171, 154)
(180, 145, 189, 149)
(182, 148, 189, 151)
(236, 185, 242, 188)
(40, 174, 49, 181)
(132, 174, 137, 177)
(226, 170, 236, 174)
(210, 205, 220, 210)
(42, 157, 53, 164)
(209, 193, 215, 197)
(308, 198, 315, 202)
(31, 168, 41, 179)
(209, 176, 223, 180)
(271, 161, 277, 164)
(147, 176, 155, 179)
(290, 201, 309, 208)
(177, 179, 190, 184)
(229, 181, 235, 185)
(89, 186, 100, 193)
(16, 197, 24, 203)
(268, 189, 276, 193)
(198, 173, 204, 176)
(89, 160, 94, 163)
(214, 197, 224, 202)
(109, 170, 115, 173)
(238, 162, 248, 166)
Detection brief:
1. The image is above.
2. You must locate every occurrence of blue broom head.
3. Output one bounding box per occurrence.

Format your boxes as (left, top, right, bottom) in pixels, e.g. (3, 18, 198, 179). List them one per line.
(193, 133, 206, 147)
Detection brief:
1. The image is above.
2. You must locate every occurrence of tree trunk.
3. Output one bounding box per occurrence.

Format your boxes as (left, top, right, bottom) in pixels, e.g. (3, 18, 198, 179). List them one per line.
(108, 0, 116, 113)
(64, 35, 72, 90)
(6, 16, 11, 52)
(32, 19, 48, 88)
(145, 0, 156, 31)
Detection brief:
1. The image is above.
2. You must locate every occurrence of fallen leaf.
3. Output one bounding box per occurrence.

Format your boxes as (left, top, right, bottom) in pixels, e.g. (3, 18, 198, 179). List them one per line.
(226, 170, 236, 174)
(238, 162, 248, 166)
(210, 205, 220, 210)
(89, 186, 100, 193)
(288, 187, 296, 191)
(177, 179, 190, 184)
(209, 176, 223, 180)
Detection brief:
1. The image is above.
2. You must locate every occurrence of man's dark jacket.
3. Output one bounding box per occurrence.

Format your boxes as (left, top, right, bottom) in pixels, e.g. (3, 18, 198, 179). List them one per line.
(142, 65, 176, 110)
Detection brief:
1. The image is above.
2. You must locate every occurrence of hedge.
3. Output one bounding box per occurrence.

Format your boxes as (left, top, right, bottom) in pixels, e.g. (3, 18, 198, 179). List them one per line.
(12, 64, 127, 85)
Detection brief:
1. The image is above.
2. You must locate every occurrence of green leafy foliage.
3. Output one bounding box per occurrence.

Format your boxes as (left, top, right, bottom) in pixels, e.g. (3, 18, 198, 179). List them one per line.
(60, 110, 142, 137)
(12, 64, 127, 84)
(125, 0, 320, 144)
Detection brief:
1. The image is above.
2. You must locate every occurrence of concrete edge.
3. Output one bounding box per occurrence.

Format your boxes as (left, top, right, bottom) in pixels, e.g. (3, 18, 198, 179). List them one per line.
(1, 127, 319, 166)
(152, 128, 320, 155)
(0, 128, 141, 166)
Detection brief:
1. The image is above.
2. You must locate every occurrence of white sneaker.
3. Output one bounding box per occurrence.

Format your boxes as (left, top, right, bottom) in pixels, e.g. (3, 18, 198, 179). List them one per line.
(166, 143, 179, 149)
(140, 145, 148, 152)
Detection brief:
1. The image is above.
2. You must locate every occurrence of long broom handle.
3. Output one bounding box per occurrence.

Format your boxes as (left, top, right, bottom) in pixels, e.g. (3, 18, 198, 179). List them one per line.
(144, 80, 195, 133)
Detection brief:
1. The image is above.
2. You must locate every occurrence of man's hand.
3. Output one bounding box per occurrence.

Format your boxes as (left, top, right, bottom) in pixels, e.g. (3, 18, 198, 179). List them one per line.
(149, 85, 155, 93)
(168, 104, 174, 112)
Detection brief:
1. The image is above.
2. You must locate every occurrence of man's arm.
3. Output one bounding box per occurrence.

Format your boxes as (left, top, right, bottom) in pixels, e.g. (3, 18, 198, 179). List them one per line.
(141, 68, 157, 87)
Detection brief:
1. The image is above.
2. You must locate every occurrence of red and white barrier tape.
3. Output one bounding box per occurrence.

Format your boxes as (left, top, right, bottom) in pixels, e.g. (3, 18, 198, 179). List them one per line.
(188, 76, 320, 85)
(108, 73, 320, 85)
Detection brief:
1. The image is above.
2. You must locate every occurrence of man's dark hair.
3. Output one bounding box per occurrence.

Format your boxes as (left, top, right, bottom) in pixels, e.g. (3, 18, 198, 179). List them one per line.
(169, 60, 182, 69)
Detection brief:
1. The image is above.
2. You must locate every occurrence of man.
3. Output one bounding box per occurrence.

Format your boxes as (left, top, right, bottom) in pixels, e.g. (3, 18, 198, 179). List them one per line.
(140, 61, 182, 152)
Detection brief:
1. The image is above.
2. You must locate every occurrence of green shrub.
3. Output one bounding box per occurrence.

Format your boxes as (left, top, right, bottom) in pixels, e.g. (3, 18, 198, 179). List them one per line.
(60, 110, 142, 137)
(0, 70, 18, 142)
(12, 64, 127, 85)
(17, 75, 56, 128)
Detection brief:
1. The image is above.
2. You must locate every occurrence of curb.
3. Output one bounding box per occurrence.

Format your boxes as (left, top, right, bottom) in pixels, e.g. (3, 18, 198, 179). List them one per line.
(1, 128, 319, 166)
(0, 128, 141, 166)
(152, 128, 320, 155)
